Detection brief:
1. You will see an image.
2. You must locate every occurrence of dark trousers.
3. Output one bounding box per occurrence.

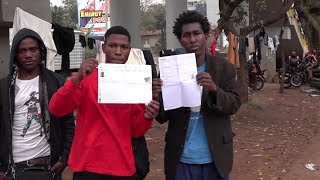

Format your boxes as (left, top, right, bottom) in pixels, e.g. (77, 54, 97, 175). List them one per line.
(4, 165, 62, 180)
(166, 162, 230, 180)
(73, 172, 137, 180)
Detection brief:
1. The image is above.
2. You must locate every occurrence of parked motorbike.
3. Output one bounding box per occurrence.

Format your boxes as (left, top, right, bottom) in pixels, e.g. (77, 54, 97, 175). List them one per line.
(249, 70, 266, 91)
(274, 69, 291, 88)
(290, 61, 312, 87)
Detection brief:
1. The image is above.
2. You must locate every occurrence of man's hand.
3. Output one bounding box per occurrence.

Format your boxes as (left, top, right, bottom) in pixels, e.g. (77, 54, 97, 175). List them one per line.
(144, 100, 160, 120)
(152, 78, 163, 100)
(72, 58, 99, 85)
(50, 161, 66, 176)
(196, 72, 217, 93)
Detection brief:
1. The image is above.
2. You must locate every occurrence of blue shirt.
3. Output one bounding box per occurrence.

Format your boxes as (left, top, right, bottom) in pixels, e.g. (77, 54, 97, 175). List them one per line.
(180, 63, 213, 164)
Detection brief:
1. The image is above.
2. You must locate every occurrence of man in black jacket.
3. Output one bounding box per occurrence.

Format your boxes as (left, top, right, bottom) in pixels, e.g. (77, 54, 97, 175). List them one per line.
(0, 28, 75, 180)
(154, 11, 241, 180)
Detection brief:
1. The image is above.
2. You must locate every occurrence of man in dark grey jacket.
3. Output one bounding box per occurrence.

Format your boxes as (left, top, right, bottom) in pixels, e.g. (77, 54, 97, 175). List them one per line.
(0, 28, 74, 180)
(154, 11, 241, 180)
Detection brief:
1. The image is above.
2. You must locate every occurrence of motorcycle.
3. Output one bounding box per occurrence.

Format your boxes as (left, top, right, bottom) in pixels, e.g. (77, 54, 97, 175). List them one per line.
(249, 70, 266, 91)
(274, 68, 292, 88)
(290, 61, 312, 87)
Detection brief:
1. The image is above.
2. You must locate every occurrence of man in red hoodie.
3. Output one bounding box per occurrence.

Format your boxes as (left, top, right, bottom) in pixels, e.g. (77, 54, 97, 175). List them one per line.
(49, 26, 160, 180)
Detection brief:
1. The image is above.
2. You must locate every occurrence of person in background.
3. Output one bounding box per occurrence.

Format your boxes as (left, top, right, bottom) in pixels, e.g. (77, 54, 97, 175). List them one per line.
(287, 50, 301, 72)
(210, 27, 219, 56)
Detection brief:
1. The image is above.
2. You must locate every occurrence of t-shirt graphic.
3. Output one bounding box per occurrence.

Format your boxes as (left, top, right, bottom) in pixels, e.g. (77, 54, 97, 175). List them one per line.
(22, 91, 42, 137)
(12, 76, 50, 163)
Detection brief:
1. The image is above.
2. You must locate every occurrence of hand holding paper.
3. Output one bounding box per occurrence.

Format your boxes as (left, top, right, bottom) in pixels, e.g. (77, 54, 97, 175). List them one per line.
(144, 100, 160, 120)
(196, 72, 217, 93)
(152, 78, 163, 101)
(159, 53, 202, 110)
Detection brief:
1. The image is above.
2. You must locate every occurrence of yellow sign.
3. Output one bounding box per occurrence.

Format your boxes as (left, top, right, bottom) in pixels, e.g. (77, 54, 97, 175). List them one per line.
(80, 11, 103, 18)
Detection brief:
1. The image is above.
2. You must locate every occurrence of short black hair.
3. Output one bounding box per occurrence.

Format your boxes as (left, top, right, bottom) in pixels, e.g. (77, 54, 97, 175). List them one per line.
(104, 26, 131, 43)
(173, 11, 211, 40)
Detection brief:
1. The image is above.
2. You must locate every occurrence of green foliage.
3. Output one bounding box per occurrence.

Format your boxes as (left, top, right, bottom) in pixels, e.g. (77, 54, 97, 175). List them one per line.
(51, 0, 79, 29)
(140, 2, 166, 53)
(84, 26, 97, 58)
(141, 4, 165, 31)
(52, 5, 65, 25)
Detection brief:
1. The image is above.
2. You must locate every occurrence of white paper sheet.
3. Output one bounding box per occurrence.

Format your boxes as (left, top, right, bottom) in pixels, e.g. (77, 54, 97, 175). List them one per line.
(98, 64, 152, 104)
(159, 53, 201, 110)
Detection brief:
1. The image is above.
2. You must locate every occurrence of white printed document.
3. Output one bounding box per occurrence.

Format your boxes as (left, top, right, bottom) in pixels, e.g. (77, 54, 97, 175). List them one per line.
(159, 53, 201, 110)
(98, 64, 152, 104)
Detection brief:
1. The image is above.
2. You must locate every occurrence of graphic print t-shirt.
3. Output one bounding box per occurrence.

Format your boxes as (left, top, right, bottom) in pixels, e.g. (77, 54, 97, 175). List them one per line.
(12, 76, 50, 163)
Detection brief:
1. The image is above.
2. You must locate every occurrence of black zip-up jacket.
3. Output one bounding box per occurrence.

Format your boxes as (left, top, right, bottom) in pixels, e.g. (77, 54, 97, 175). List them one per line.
(0, 28, 75, 173)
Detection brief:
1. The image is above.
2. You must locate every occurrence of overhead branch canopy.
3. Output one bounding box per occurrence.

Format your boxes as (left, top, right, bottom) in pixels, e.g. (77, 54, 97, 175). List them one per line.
(217, 0, 296, 37)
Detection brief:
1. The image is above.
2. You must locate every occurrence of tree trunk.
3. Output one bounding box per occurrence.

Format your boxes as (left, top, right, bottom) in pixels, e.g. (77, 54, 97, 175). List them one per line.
(298, 11, 318, 51)
(237, 49, 249, 103)
(311, 25, 320, 50)
(278, 6, 289, 92)
(279, 43, 286, 93)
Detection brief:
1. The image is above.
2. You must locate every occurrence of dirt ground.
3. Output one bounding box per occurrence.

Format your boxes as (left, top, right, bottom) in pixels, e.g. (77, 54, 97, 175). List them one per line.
(63, 83, 320, 180)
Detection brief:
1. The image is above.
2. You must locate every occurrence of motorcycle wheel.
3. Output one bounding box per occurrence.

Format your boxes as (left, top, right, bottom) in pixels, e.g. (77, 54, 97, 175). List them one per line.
(284, 74, 291, 88)
(253, 77, 264, 90)
(291, 74, 303, 87)
(284, 82, 291, 88)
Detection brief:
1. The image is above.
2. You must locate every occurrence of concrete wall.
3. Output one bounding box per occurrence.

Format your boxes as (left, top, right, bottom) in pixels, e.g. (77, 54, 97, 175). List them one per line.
(0, 28, 9, 78)
(257, 27, 279, 82)
(165, 0, 188, 49)
(109, 0, 141, 48)
(0, 0, 51, 78)
(0, 0, 52, 25)
(277, 26, 304, 65)
(250, 24, 302, 82)
(206, 0, 219, 26)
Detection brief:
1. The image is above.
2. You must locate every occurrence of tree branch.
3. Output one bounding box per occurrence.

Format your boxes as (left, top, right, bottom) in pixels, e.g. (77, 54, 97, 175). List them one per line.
(230, 0, 246, 8)
(240, 0, 295, 36)
(217, 0, 245, 33)
(299, 7, 320, 37)
(223, 0, 233, 6)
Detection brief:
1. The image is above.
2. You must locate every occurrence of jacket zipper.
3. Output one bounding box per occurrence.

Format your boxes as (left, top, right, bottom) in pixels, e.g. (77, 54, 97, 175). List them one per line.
(6, 84, 14, 175)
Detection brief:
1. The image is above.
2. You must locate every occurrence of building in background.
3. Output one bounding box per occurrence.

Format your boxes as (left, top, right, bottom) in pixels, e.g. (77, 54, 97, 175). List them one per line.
(141, 30, 161, 49)
(187, 0, 204, 11)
